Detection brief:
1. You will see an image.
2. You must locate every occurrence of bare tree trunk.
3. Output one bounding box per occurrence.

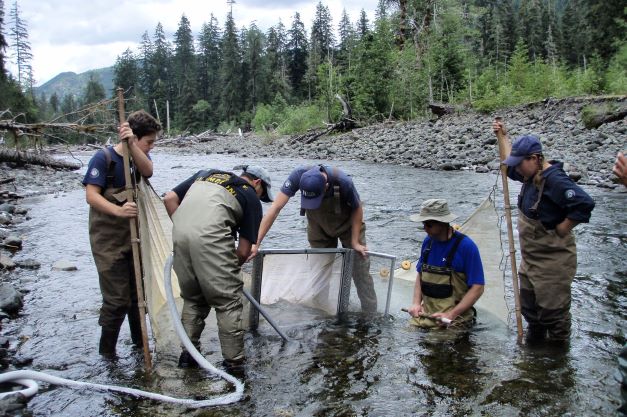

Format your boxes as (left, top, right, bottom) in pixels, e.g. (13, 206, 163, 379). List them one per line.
(0, 148, 81, 170)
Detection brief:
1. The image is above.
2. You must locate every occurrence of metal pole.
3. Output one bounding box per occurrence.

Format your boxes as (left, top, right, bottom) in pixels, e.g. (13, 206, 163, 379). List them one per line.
(242, 289, 290, 342)
(117, 88, 153, 370)
(494, 116, 524, 341)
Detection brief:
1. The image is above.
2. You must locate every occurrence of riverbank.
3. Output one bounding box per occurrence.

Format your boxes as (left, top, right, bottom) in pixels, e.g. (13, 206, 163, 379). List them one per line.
(162, 95, 626, 189)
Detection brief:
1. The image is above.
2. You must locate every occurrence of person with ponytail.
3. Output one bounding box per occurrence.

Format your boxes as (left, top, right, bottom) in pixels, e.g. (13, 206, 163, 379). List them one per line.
(493, 119, 595, 345)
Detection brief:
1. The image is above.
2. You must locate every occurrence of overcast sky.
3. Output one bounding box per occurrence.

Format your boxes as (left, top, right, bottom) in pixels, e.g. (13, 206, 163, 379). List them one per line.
(5, 0, 379, 86)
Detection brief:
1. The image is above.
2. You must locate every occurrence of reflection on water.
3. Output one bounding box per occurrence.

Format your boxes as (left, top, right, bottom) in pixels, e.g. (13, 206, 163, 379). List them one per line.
(3, 150, 624, 416)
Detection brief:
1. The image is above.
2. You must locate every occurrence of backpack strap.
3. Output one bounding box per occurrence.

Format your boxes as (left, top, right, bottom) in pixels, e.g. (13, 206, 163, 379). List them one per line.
(444, 232, 465, 268)
(101, 147, 116, 191)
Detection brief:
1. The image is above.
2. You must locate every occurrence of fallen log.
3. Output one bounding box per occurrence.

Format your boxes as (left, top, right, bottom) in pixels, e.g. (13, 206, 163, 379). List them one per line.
(0, 148, 81, 170)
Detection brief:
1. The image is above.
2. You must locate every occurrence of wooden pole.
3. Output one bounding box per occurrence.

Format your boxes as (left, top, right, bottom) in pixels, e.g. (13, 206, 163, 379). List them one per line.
(117, 88, 153, 370)
(494, 116, 524, 341)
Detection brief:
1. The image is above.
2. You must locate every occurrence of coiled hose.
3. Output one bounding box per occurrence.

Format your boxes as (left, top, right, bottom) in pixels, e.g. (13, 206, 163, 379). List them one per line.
(0, 254, 244, 408)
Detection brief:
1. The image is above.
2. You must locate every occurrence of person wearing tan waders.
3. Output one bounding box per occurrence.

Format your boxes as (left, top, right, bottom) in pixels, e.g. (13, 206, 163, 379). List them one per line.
(163, 166, 273, 370)
(407, 199, 485, 328)
(83, 110, 161, 358)
(493, 120, 595, 344)
(251, 165, 378, 313)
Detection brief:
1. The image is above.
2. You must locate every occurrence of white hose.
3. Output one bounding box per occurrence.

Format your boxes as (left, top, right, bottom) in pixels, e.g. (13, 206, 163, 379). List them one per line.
(0, 255, 244, 408)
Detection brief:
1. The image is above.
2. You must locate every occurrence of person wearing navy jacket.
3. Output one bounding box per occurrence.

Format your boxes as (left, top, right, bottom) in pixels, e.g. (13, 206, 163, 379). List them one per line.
(493, 119, 595, 344)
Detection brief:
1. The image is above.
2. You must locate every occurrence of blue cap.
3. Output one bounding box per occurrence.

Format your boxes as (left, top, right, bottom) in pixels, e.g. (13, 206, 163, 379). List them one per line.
(502, 135, 543, 167)
(300, 167, 326, 210)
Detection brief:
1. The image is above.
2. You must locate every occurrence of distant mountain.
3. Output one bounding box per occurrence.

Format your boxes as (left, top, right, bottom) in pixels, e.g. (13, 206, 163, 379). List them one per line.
(33, 67, 115, 101)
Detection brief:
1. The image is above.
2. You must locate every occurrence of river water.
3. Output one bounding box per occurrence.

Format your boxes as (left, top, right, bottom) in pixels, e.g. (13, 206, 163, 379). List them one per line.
(3, 149, 625, 416)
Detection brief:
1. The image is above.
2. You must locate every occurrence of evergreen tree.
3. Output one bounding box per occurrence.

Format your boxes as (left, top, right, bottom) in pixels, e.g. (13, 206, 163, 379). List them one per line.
(113, 48, 139, 99)
(242, 23, 266, 114)
(265, 21, 289, 102)
(585, 0, 625, 62)
(0, 0, 7, 81)
(357, 9, 370, 39)
(337, 9, 356, 71)
(518, 0, 547, 60)
(219, 11, 243, 123)
(138, 31, 154, 103)
(173, 14, 197, 129)
(287, 12, 308, 100)
(9, 0, 33, 90)
(307, 2, 334, 100)
(82, 72, 106, 105)
(560, 0, 591, 68)
(151, 23, 174, 129)
(197, 14, 222, 128)
(49, 92, 59, 114)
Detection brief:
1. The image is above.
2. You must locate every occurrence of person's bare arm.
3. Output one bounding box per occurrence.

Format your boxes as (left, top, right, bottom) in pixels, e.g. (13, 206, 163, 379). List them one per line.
(350, 203, 368, 257)
(163, 191, 181, 218)
(248, 191, 290, 260)
(236, 237, 253, 265)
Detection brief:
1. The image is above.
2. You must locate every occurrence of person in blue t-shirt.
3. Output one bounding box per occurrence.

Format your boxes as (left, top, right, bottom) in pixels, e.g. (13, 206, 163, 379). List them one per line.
(82, 110, 161, 358)
(407, 199, 485, 328)
(163, 166, 273, 369)
(493, 119, 595, 344)
(250, 165, 378, 313)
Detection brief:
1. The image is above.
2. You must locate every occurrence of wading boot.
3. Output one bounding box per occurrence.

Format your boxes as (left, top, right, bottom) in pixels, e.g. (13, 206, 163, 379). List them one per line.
(178, 350, 199, 369)
(127, 308, 143, 349)
(99, 326, 121, 359)
(222, 358, 245, 378)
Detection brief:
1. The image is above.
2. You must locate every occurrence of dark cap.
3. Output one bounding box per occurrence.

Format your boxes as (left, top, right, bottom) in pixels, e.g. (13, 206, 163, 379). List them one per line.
(502, 135, 543, 167)
(300, 167, 326, 210)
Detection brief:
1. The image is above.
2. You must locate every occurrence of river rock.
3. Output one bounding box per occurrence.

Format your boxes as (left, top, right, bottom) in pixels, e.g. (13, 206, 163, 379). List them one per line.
(52, 260, 78, 271)
(0, 283, 23, 313)
(16, 259, 40, 270)
(0, 204, 15, 214)
(0, 254, 15, 270)
(0, 213, 11, 225)
(2, 235, 21, 249)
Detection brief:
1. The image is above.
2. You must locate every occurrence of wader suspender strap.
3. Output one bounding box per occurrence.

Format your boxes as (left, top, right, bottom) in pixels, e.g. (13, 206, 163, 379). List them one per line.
(102, 147, 116, 191)
(422, 232, 465, 269)
(520, 177, 546, 218)
(330, 167, 341, 215)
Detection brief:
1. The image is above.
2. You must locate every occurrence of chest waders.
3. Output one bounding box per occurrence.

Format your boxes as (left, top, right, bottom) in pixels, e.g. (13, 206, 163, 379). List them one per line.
(89, 149, 144, 356)
(172, 181, 246, 362)
(517, 180, 577, 341)
(303, 172, 378, 313)
(410, 233, 474, 328)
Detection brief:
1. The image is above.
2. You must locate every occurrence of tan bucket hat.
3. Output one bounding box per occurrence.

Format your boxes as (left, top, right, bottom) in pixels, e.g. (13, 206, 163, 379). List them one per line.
(409, 199, 457, 223)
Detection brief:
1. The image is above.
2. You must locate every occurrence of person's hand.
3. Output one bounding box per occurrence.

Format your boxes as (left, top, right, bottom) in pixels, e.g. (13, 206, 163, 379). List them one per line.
(407, 304, 423, 318)
(247, 244, 259, 261)
(613, 152, 627, 187)
(352, 242, 368, 258)
(117, 201, 138, 218)
(431, 311, 455, 327)
(492, 119, 506, 135)
(118, 122, 136, 145)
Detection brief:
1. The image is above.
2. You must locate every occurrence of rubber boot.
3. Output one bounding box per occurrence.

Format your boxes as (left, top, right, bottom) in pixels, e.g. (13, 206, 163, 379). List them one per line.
(178, 349, 199, 369)
(127, 307, 143, 348)
(99, 326, 121, 359)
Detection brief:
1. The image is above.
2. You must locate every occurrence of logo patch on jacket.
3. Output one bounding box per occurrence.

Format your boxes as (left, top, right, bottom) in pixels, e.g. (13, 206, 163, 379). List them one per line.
(90, 168, 100, 178)
(564, 189, 576, 199)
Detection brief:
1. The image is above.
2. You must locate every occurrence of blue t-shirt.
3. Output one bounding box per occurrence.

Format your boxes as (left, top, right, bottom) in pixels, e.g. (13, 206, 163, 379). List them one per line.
(172, 170, 262, 244)
(82, 146, 147, 189)
(508, 161, 594, 229)
(417, 231, 485, 286)
(280, 165, 361, 210)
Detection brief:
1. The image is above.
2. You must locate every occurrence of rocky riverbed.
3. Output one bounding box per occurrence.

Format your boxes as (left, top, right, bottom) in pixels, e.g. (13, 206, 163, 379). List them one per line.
(162, 95, 627, 189)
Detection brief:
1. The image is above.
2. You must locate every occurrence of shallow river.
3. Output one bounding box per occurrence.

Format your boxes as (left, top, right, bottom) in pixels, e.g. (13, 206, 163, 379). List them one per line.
(4, 150, 626, 416)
